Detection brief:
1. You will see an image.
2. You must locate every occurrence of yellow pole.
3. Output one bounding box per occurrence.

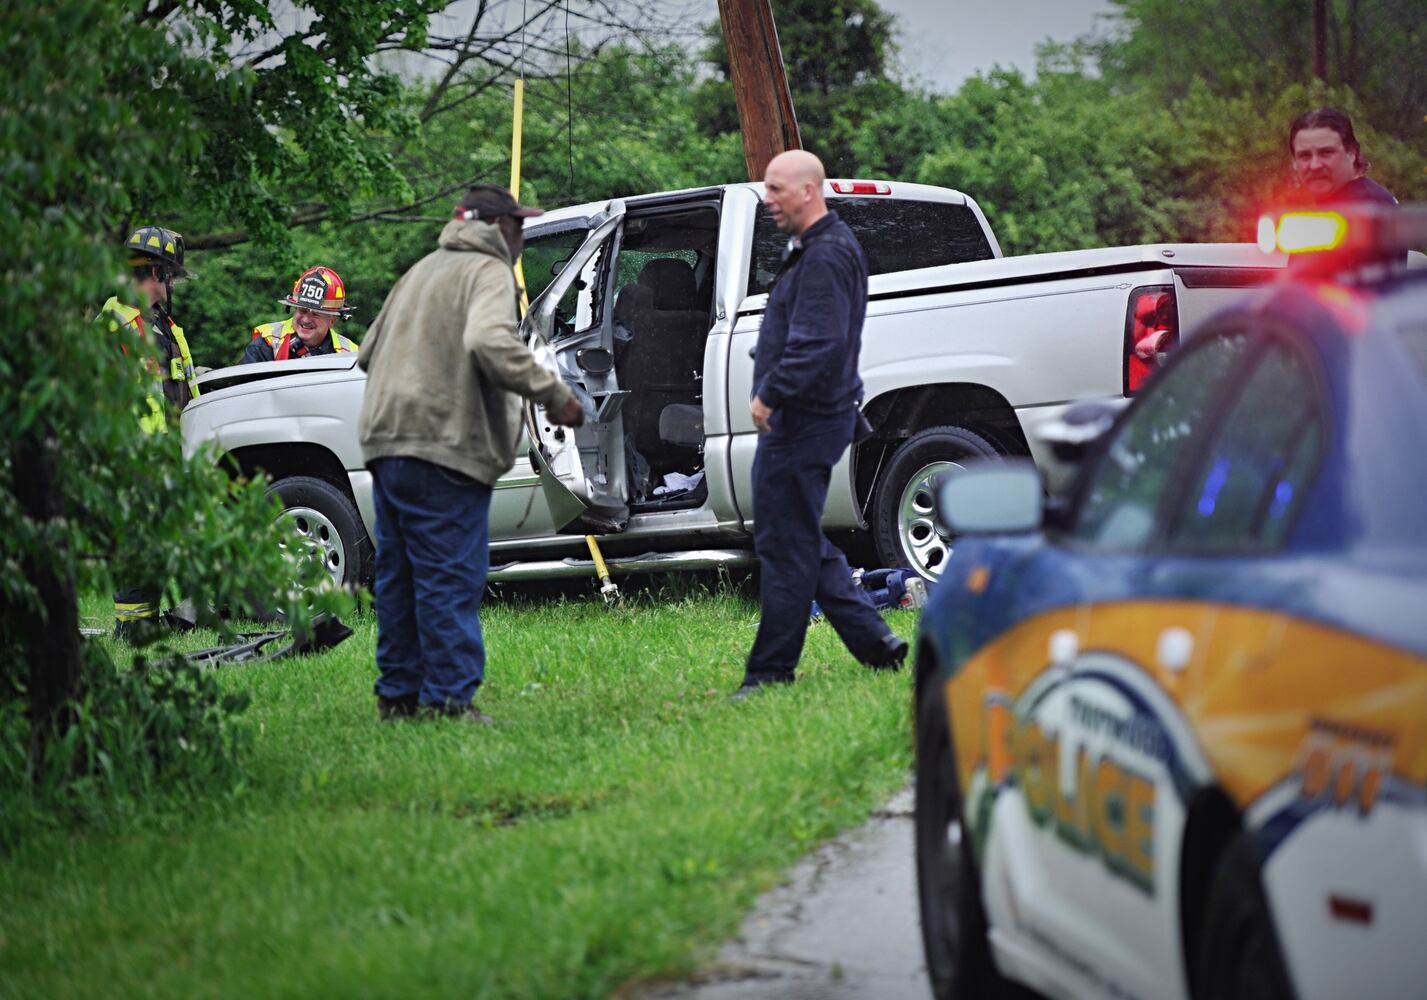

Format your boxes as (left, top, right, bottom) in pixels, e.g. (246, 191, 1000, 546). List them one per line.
(511, 74, 615, 607)
(509, 78, 530, 315)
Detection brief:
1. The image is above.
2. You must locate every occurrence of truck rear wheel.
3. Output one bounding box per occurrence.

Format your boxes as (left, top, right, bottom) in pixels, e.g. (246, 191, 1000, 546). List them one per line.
(266, 475, 372, 590)
(870, 425, 1000, 580)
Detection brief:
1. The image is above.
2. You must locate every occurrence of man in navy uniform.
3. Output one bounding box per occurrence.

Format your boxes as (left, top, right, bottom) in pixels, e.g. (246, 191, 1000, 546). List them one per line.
(735, 149, 907, 699)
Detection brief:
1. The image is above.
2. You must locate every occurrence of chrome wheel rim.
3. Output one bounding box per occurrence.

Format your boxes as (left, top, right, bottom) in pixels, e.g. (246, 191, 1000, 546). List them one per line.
(896, 460, 963, 579)
(278, 506, 345, 585)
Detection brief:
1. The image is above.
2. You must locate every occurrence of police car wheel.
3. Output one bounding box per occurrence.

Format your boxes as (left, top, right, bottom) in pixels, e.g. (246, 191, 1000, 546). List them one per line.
(267, 476, 372, 590)
(1192, 832, 1295, 1000)
(871, 425, 1001, 581)
(915, 672, 999, 1000)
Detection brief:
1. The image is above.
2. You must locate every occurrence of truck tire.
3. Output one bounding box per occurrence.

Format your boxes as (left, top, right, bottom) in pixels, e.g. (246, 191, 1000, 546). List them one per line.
(870, 425, 1001, 580)
(266, 475, 372, 590)
(916, 671, 1001, 1000)
(1192, 832, 1295, 1000)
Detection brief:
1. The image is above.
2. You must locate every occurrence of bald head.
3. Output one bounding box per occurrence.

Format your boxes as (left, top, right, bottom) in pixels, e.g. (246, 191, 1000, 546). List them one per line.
(763, 149, 828, 236)
(768, 150, 825, 186)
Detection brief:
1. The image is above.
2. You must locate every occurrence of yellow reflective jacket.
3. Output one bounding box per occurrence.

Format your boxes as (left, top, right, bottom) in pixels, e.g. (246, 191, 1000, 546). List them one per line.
(248, 318, 358, 361)
(100, 296, 200, 433)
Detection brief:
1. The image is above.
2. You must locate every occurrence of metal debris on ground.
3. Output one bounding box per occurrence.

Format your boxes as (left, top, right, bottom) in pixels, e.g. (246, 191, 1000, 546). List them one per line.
(185, 612, 353, 666)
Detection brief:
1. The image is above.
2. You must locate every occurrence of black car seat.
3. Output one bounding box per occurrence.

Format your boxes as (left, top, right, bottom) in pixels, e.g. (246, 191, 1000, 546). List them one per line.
(612, 282, 653, 368)
(618, 258, 709, 468)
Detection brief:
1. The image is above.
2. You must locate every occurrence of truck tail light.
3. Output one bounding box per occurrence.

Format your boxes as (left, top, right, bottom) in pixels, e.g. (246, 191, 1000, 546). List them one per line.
(1124, 285, 1178, 395)
(829, 180, 891, 195)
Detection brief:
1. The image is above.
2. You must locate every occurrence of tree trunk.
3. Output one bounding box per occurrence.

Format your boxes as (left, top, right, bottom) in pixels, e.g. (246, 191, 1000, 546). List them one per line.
(717, 0, 801, 181)
(1312, 0, 1327, 81)
(15, 427, 82, 761)
(1345, 0, 1360, 91)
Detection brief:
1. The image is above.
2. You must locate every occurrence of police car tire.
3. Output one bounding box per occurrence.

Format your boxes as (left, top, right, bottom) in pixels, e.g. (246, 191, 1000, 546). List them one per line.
(871, 425, 1001, 581)
(1191, 832, 1295, 1000)
(915, 674, 1000, 1000)
(267, 476, 373, 590)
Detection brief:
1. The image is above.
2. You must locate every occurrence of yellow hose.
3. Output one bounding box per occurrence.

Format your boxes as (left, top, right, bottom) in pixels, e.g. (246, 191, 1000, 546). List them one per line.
(585, 534, 620, 606)
(585, 534, 611, 580)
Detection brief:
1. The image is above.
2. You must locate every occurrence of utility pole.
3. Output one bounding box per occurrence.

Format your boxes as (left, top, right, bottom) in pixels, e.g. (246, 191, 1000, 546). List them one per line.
(717, 0, 801, 182)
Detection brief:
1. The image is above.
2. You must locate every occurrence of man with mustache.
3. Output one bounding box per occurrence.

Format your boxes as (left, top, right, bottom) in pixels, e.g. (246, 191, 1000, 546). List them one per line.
(242, 266, 359, 363)
(1289, 107, 1396, 208)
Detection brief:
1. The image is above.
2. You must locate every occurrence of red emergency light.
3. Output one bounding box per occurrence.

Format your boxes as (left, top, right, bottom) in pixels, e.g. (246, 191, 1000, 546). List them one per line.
(1258, 211, 1348, 254)
(1258, 204, 1427, 274)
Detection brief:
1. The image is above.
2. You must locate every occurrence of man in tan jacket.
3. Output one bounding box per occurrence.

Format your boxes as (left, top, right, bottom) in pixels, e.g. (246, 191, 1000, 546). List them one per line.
(358, 184, 583, 724)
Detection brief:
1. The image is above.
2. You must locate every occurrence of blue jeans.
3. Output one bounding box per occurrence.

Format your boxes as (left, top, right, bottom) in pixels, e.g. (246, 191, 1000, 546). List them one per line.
(744, 407, 891, 681)
(370, 456, 493, 709)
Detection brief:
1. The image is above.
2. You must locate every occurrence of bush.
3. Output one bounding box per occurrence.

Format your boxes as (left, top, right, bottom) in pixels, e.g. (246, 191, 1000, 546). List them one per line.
(1, 643, 251, 845)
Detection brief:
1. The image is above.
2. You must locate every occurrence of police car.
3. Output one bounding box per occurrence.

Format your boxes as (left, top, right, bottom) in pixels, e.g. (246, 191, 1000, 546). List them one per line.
(913, 205, 1427, 1000)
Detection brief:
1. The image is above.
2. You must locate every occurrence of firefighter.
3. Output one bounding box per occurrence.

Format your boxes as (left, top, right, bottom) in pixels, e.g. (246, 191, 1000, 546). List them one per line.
(241, 266, 358, 363)
(98, 224, 201, 635)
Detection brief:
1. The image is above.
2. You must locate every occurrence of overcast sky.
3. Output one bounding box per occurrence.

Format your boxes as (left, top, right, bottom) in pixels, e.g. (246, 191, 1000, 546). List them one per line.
(365, 1, 1122, 95)
(682, 0, 1119, 94)
(879, 0, 1119, 91)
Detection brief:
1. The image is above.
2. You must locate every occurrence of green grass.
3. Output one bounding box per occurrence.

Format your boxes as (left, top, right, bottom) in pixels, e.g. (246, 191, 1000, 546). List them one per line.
(1, 584, 916, 999)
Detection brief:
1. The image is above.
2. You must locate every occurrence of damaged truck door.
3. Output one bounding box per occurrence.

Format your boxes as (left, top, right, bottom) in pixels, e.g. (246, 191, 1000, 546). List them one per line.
(523, 202, 629, 533)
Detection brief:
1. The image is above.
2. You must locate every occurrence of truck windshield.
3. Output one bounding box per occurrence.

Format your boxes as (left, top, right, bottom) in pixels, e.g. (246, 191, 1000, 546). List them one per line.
(747, 197, 995, 296)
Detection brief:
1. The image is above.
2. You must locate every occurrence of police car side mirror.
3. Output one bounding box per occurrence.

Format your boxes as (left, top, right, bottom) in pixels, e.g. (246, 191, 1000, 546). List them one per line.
(937, 460, 1044, 535)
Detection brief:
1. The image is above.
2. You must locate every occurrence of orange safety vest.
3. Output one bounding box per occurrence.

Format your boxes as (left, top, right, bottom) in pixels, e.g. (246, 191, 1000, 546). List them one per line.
(251, 318, 358, 360)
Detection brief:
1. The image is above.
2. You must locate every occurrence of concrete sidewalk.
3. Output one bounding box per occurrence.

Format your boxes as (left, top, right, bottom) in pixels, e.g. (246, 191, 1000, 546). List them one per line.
(634, 785, 930, 1000)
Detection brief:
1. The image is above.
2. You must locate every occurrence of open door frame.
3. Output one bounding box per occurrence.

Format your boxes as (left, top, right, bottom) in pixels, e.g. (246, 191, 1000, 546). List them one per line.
(521, 201, 630, 533)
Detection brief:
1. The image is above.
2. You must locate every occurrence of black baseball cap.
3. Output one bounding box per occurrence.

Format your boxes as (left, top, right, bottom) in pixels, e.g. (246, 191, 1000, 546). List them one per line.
(454, 184, 545, 221)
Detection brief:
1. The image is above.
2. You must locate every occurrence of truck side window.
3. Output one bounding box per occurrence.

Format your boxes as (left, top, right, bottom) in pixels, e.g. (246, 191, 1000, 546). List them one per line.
(522, 227, 589, 315)
(747, 198, 995, 296)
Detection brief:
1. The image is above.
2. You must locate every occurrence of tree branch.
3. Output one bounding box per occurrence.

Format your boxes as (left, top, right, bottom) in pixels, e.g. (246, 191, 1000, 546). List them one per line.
(140, 0, 183, 23)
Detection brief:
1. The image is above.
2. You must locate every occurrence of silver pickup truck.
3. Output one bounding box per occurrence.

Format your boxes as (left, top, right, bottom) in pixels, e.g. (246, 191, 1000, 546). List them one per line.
(181, 180, 1282, 587)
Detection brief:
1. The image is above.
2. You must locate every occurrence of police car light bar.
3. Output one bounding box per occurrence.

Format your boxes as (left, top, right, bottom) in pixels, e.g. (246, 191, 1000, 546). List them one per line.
(1258, 211, 1347, 253)
(1258, 204, 1427, 257)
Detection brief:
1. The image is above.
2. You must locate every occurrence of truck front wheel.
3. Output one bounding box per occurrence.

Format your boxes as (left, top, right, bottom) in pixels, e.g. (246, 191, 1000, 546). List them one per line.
(266, 475, 373, 590)
(870, 425, 1000, 581)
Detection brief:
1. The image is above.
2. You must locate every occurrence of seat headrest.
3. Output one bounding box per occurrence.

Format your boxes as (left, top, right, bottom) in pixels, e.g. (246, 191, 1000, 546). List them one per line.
(637, 257, 698, 311)
(658, 403, 704, 448)
(614, 282, 654, 324)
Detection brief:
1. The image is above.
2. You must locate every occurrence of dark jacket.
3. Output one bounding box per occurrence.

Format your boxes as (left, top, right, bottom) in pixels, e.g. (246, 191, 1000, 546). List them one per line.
(1290, 176, 1402, 273)
(1319, 176, 1398, 207)
(753, 210, 867, 416)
